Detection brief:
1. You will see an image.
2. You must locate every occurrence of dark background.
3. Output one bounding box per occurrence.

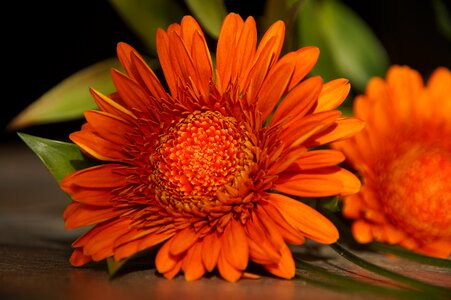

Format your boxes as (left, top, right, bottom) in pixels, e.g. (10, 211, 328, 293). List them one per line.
(2, 0, 450, 142)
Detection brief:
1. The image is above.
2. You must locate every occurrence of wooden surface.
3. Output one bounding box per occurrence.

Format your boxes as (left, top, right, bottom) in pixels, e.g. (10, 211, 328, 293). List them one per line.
(1, 142, 450, 300)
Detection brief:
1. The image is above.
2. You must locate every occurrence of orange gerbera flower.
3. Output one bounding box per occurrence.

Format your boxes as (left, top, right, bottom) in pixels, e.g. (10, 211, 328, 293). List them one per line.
(61, 13, 363, 281)
(334, 66, 451, 258)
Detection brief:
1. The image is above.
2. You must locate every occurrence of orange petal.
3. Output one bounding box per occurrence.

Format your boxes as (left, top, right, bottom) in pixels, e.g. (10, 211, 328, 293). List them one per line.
(245, 214, 282, 264)
(70, 130, 128, 162)
(84, 110, 133, 142)
(191, 31, 213, 96)
(275, 166, 360, 197)
(169, 227, 199, 256)
(111, 69, 153, 113)
(287, 46, 320, 90)
(130, 51, 167, 100)
(70, 248, 92, 266)
(267, 193, 339, 244)
(257, 62, 294, 121)
(63, 203, 124, 229)
(61, 164, 128, 189)
(156, 238, 181, 274)
(342, 194, 363, 219)
(286, 150, 345, 171)
(234, 17, 257, 87)
(307, 117, 365, 147)
(418, 239, 451, 258)
(216, 13, 244, 89)
(270, 76, 323, 126)
(201, 231, 221, 272)
(89, 88, 136, 122)
(217, 251, 242, 282)
(352, 220, 373, 243)
(315, 79, 350, 112)
(62, 187, 113, 207)
(264, 243, 295, 279)
(256, 20, 285, 70)
(280, 111, 341, 148)
(163, 260, 182, 280)
(156, 29, 177, 96)
(182, 241, 206, 281)
(260, 203, 304, 245)
(114, 232, 173, 261)
(222, 219, 249, 271)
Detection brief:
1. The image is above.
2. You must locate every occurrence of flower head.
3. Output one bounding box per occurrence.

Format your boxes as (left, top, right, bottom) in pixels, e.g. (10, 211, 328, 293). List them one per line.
(61, 13, 363, 281)
(334, 66, 451, 258)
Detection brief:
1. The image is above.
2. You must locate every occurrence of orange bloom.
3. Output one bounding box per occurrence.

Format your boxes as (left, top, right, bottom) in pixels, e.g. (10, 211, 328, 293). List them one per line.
(61, 13, 363, 281)
(335, 66, 451, 258)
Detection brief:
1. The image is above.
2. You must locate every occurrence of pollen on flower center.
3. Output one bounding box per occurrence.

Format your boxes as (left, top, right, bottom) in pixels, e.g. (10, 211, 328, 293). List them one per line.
(382, 147, 451, 240)
(152, 111, 252, 203)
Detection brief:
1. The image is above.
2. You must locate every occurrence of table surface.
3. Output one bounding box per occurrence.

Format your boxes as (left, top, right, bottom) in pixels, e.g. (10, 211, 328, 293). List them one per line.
(1, 142, 450, 300)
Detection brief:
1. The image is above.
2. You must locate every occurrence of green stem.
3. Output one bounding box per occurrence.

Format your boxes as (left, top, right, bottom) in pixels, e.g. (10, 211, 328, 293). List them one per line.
(295, 257, 431, 299)
(330, 243, 451, 297)
(369, 242, 451, 269)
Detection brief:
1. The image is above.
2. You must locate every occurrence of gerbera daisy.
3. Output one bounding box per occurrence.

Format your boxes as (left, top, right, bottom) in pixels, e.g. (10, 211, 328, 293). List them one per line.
(334, 66, 451, 258)
(61, 13, 363, 281)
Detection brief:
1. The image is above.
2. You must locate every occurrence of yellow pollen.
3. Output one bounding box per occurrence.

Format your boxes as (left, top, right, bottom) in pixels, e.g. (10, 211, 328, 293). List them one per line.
(381, 146, 451, 241)
(153, 111, 250, 204)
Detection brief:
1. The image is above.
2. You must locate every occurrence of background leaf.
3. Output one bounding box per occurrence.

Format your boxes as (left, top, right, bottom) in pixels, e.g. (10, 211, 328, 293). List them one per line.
(9, 58, 122, 130)
(18, 133, 96, 182)
(297, 0, 389, 91)
(109, 0, 185, 53)
(185, 0, 227, 38)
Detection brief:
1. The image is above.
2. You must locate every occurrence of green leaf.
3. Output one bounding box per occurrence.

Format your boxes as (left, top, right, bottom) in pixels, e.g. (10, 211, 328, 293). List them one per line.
(109, 0, 185, 53)
(432, 0, 451, 40)
(18, 133, 97, 182)
(330, 243, 451, 297)
(297, 0, 389, 91)
(370, 242, 451, 269)
(297, 0, 341, 83)
(318, 0, 389, 91)
(185, 0, 227, 38)
(9, 58, 121, 130)
(107, 257, 129, 278)
(295, 257, 431, 299)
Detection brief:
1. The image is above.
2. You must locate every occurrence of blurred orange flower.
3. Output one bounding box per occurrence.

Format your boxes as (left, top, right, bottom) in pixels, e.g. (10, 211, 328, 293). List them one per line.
(61, 13, 363, 281)
(335, 66, 451, 257)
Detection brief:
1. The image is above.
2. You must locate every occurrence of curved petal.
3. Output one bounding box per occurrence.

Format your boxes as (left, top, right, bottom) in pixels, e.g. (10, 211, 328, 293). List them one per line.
(263, 243, 295, 279)
(315, 79, 350, 112)
(217, 250, 242, 282)
(267, 193, 339, 244)
(63, 203, 125, 229)
(275, 166, 361, 197)
(286, 150, 345, 171)
(169, 227, 199, 256)
(182, 241, 206, 281)
(70, 248, 92, 266)
(61, 164, 128, 189)
(222, 219, 249, 271)
(156, 238, 182, 274)
(201, 231, 221, 272)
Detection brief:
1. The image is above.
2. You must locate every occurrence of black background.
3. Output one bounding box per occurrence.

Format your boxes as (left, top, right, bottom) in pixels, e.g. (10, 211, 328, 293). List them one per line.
(2, 0, 450, 142)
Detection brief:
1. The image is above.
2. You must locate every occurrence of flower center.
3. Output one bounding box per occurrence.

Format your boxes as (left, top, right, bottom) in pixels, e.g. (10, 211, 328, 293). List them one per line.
(382, 146, 451, 241)
(152, 111, 253, 207)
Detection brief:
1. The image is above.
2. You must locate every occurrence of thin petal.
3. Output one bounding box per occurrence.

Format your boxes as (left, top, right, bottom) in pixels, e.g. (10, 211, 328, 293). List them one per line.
(63, 203, 124, 229)
(267, 193, 339, 244)
(61, 164, 128, 189)
(270, 76, 323, 126)
(306, 117, 365, 147)
(352, 220, 373, 243)
(70, 248, 91, 266)
(182, 241, 206, 281)
(169, 227, 199, 256)
(286, 150, 345, 171)
(257, 62, 294, 120)
(111, 69, 153, 113)
(217, 251, 242, 282)
(156, 238, 181, 274)
(89, 88, 136, 122)
(287, 46, 320, 90)
(315, 79, 351, 112)
(275, 166, 361, 197)
(201, 231, 221, 272)
(222, 219, 249, 271)
(264, 243, 295, 279)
